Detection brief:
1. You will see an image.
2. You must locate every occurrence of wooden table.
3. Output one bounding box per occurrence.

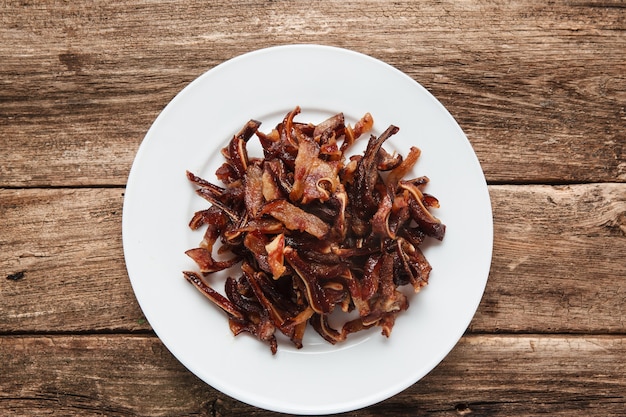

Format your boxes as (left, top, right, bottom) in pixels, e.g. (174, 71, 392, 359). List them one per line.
(2, 1, 625, 415)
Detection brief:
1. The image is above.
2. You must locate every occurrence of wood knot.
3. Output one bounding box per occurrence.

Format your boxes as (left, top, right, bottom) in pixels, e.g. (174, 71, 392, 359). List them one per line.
(6, 271, 25, 281)
(59, 52, 91, 73)
(601, 211, 626, 237)
(455, 403, 472, 415)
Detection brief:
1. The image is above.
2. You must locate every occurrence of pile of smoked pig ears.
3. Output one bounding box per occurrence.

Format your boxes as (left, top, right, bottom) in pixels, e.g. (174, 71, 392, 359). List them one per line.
(183, 107, 445, 354)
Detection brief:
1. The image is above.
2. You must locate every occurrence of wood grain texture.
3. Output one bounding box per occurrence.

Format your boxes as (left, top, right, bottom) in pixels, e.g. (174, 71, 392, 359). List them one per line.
(1, 1, 624, 186)
(473, 183, 626, 333)
(2, 1, 625, 415)
(0, 188, 147, 333)
(2, 184, 624, 333)
(0, 334, 624, 416)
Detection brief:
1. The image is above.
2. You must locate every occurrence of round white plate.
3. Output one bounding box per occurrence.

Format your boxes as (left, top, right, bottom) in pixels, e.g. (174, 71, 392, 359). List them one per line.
(122, 44, 492, 415)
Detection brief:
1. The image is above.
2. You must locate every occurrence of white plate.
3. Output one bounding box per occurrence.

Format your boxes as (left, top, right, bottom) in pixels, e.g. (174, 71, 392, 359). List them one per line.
(122, 44, 492, 415)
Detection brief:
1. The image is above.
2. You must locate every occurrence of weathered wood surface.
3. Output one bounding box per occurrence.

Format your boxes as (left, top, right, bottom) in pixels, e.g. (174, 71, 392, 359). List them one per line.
(1, 0, 625, 416)
(1, 335, 624, 417)
(1, 1, 624, 186)
(2, 184, 625, 334)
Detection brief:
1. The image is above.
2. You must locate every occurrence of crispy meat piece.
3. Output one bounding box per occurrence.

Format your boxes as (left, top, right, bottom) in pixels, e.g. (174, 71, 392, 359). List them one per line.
(183, 108, 445, 354)
(260, 199, 330, 239)
(183, 271, 244, 320)
(219, 119, 261, 180)
(265, 233, 287, 280)
(184, 247, 239, 274)
(400, 181, 446, 241)
(244, 164, 265, 218)
(351, 125, 399, 217)
(290, 136, 341, 204)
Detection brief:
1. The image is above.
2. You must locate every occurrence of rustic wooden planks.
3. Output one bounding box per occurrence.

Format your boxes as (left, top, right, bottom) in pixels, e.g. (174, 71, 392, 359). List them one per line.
(1, 334, 624, 416)
(0, 188, 146, 332)
(2, 184, 624, 333)
(474, 183, 626, 333)
(1, 1, 624, 186)
(2, 0, 625, 415)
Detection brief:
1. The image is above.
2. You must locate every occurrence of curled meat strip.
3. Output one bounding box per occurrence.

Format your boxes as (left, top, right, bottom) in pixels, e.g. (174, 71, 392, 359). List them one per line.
(183, 107, 445, 354)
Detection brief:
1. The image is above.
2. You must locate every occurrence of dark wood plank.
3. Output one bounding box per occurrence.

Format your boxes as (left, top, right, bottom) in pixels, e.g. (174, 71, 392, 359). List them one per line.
(1, 184, 624, 334)
(0, 334, 624, 416)
(1, 1, 624, 186)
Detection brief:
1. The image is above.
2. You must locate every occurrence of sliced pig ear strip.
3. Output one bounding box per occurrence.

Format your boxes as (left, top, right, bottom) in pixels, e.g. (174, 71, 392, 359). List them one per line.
(184, 107, 446, 354)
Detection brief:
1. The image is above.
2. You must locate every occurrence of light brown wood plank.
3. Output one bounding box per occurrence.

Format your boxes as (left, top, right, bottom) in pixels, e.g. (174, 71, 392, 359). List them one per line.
(472, 183, 626, 333)
(1, 184, 624, 333)
(0, 188, 148, 332)
(0, 334, 624, 416)
(1, 1, 624, 186)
